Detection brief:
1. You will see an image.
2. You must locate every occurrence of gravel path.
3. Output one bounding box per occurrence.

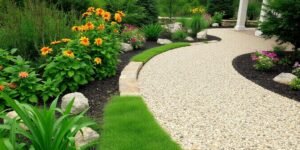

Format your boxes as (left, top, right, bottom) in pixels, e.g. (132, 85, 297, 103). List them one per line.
(138, 29, 300, 149)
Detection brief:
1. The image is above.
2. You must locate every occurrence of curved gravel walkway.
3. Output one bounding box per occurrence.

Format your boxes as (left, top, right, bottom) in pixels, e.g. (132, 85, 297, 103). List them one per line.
(138, 29, 300, 149)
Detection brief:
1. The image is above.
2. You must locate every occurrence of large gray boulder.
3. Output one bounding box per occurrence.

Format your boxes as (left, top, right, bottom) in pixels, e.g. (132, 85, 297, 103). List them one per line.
(157, 38, 172, 45)
(121, 43, 133, 52)
(61, 92, 89, 114)
(75, 127, 100, 148)
(273, 73, 297, 85)
(166, 22, 183, 33)
(197, 30, 207, 40)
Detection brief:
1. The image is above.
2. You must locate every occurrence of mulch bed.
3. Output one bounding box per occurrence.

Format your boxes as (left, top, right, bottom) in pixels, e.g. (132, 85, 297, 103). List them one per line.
(78, 41, 158, 123)
(232, 53, 300, 103)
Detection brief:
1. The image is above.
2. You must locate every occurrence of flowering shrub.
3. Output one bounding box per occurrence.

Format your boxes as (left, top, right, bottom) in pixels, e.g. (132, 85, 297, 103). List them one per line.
(290, 78, 300, 90)
(121, 24, 145, 49)
(190, 6, 206, 15)
(251, 51, 279, 71)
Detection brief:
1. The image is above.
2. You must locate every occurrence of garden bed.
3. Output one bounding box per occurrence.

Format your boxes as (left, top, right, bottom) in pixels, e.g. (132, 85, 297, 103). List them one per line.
(78, 41, 159, 122)
(232, 53, 300, 102)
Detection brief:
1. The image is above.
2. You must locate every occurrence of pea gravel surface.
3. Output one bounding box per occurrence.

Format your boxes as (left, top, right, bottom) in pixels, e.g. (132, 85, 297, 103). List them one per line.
(138, 28, 300, 150)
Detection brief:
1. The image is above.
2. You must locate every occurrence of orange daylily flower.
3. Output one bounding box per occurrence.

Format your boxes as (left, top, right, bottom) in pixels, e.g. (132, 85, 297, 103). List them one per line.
(117, 11, 125, 17)
(114, 13, 122, 23)
(19, 72, 29, 79)
(0, 85, 4, 91)
(97, 24, 105, 30)
(87, 7, 95, 12)
(61, 38, 71, 43)
(82, 12, 92, 17)
(94, 38, 103, 46)
(86, 22, 95, 30)
(50, 41, 62, 45)
(102, 11, 111, 21)
(96, 8, 105, 16)
(40, 47, 52, 56)
(63, 50, 75, 58)
(94, 57, 102, 64)
(80, 36, 90, 46)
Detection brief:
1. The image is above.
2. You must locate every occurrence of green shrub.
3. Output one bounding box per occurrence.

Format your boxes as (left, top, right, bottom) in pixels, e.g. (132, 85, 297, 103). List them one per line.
(247, 0, 261, 20)
(171, 30, 188, 41)
(136, 0, 159, 25)
(212, 12, 224, 24)
(0, 0, 78, 60)
(254, 56, 274, 71)
(122, 25, 146, 49)
(207, 0, 234, 19)
(290, 78, 300, 90)
(0, 93, 97, 150)
(190, 15, 209, 37)
(142, 24, 163, 41)
(47, 0, 91, 13)
(273, 46, 286, 58)
(292, 68, 300, 78)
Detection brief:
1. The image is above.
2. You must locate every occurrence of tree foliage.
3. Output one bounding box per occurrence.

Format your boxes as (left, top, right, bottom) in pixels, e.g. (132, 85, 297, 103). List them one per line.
(207, 0, 234, 19)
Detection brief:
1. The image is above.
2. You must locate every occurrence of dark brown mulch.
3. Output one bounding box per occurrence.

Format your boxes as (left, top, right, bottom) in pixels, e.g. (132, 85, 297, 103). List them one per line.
(232, 53, 300, 103)
(78, 41, 159, 123)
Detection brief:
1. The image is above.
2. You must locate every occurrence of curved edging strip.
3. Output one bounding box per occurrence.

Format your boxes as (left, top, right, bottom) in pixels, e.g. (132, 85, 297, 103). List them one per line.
(119, 43, 191, 96)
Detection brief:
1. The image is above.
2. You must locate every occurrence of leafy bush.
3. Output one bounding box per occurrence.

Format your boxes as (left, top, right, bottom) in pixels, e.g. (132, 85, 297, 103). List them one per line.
(273, 46, 286, 58)
(292, 68, 300, 78)
(212, 12, 224, 24)
(207, 0, 234, 19)
(136, 0, 159, 25)
(247, 0, 261, 20)
(290, 78, 300, 90)
(251, 51, 279, 71)
(260, 0, 300, 57)
(122, 25, 146, 49)
(0, 93, 97, 150)
(142, 24, 163, 41)
(47, 0, 91, 13)
(0, 0, 79, 60)
(190, 15, 209, 37)
(171, 30, 188, 41)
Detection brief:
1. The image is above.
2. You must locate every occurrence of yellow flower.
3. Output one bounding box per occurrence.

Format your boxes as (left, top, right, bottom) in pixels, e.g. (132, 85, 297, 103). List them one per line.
(94, 38, 103, 46)
(40, 46, 52, 56)
(19, 71, 29, 79)
(79, 25, 89, 32)
(97, 24, 105, 30)
(85, 22, 95, 30)
(63, 50, 75, 58)
(87, 7, 95, 12)
(102, 11, 111, 21)
(0, 84, 4, 91)
(111, 21, 117, 26)
(94, 57, 102, 64)
(82, 12, 92, 17)
(96, 8, 105, 16)
(114, 13, 122, 23)
(117, 11, 125, 17)
(50, 40, 62, 45)
(80, 36, 90, 46)
(61, 38, 71, 43)
(72, 26, 80, 31)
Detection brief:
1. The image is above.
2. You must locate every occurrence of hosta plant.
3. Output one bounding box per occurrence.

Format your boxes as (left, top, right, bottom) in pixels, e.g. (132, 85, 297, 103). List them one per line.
(0, 93, 97, 150)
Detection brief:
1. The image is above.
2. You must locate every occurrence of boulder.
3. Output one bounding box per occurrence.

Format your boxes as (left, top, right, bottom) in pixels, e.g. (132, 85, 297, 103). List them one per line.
(185, 36, 194, 42)
(61, 92, 89, 114)
(121, 43, 133, 52)
(157, 38, 172, 45)
(212, 23, 219, 27)
(167, 22, 182, 33)
(75, 127, 99, 148)
(197, 30, 207, 40)
(273, 73, 297, 85)
(6, 111, 28, 130)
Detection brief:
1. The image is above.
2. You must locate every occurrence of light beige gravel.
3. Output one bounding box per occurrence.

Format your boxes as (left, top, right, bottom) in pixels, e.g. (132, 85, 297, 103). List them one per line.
(138, 28, 300, 150)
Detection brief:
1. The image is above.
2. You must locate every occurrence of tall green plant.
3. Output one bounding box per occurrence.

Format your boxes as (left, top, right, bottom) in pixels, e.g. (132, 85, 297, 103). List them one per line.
(0, 93, 97, 150)
(190, 15, 209, 37)
(142, 24, 163, 41)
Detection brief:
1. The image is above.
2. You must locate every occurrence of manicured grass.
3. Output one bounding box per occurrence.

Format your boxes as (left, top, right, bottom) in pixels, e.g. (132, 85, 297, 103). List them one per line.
(99, 96, 181, 150)
(131, 42, 190, 63)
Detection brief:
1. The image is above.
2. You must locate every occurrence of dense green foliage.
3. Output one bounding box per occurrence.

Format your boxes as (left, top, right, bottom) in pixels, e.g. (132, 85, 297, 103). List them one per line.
(99, 96, 181, 150)
(290, 78, 300, 90)
(0, 93, 96, 150)
(142, 24, 163, 41)
(247, 0, 262, 20)
(212, 12, 224, 24)
(0, 0, 78, 60)
(260, 0, 300, 54)
(131, 42, 190, 63)
(190, 15, 209, 36)
(207, 0, 234, 19)
(171, 30, 188, 41)
(136, 0, 159, 25)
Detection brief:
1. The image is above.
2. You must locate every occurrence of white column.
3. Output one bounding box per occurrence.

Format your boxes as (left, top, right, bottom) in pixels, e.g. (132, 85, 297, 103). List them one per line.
(235, 0, 249, 31)
(255, 0, 268, 36)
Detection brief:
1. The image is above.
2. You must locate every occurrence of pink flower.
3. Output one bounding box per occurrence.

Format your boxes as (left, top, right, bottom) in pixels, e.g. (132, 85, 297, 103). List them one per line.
(251, 54, 259, 61)
(293, 61, 300, 68)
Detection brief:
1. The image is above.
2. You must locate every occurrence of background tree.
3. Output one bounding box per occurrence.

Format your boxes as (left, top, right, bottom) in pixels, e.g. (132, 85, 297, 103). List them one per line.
(136, 0, 159, 25)
(207, 0, 234, 19)
(260, 0, 300, 56)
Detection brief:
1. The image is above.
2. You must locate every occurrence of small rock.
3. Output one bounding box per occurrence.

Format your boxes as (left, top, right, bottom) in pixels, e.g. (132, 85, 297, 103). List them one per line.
(273, 73, 297, 85)
(75, 127, 99, 148)
(6, 111, 28, 130)
(157, 38, 172, 45)
(185, 36, 194, 42)
(167, 22, 183, 33)
(61, 92, 89, 114)
(121, 43, 133, 52)
(187, 29, 192, 34)
(212, 23, 219, 27)
(197, 30, 207, 40)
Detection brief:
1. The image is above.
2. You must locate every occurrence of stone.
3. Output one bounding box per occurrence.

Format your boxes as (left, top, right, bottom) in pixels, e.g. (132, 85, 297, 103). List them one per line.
(185, 36, 194, 42)
(6, 111, 28, 130)
(61, 92, 89, 114)
(121, 43, 133, 52)
(196, 30, 207, 40)
(212, 23, 219, 27)
(167, 22, 183, 33)
(75, 127, 99, 148)
(157, 38, 172, 45)
(273, 73, 297, 85)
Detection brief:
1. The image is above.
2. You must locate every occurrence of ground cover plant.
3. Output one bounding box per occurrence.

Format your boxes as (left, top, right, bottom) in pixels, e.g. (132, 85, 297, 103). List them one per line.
(99, 96, 181, 150)
(131, 42, 190, 63)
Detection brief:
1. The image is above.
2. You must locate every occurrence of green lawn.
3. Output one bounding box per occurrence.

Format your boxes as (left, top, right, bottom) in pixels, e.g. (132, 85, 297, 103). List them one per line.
(99, 96, 181, 150)
(131, 42, 190, 63)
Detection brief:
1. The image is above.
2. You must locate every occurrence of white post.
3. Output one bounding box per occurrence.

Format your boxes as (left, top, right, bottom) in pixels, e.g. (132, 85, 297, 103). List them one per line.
(235, 0, 249, 31)
(255, 0, 268, 36)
